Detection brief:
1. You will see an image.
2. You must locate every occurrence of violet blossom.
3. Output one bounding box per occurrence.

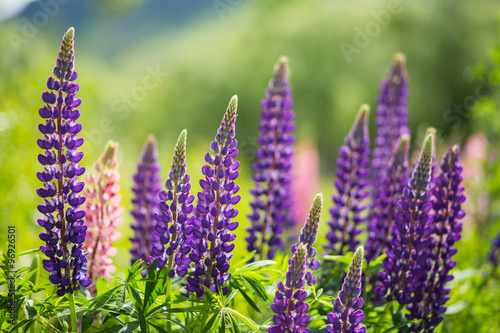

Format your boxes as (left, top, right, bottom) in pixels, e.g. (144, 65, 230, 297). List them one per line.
(37, 27, 92, 296)
(269, 243, 310, 333)
(130, 135, 162, 265)
(186, 96, 240, 297)
(151, 130, 194, 278)
(246, 56, 295, 260)
(291, 193, 323, 285)
(325, 105, 370, 255)
(326, 247, 366, 333)
(375, 133, 435, 307)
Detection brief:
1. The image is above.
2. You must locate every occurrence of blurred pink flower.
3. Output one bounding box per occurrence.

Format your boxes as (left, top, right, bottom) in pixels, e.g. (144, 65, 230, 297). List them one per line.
(83, 141, 124, 295)
(291, 140, 320, 228)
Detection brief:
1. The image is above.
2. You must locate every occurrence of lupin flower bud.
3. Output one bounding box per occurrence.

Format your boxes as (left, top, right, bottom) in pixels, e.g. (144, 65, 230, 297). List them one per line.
(291, 193, 323, 285)
(186, 96, 240, 297)
(326, 247, 366, 333)
(408, 145, 465, 331)
(246, 56, 295, 260)
(130, 135, 162, 265)
(371, 53, 410, 189)
(366, 135, 411, 263)
(151, 130, 195, 278)
(375, 133, 435, 306)
(325, 105, 370, 255)
(83, 141, 123, 295)
(37, 28, 91, 296)
(269, 243, 310, 333)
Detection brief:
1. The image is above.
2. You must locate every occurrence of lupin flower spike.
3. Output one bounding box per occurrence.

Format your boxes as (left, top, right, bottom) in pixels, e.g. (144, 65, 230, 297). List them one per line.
(186, 96, 240, 297)
(83, 141, 123, 295)
(292, 193, 323, 285)
(151, 130, 195, 278)
(247, 56, 296, 260)
(366, 134, 411, 263)
(269, 243, 310, 333)
(327, 247, 366, 333)
(325, 105, 370, 255)
(130, 135, 162, 266)
(375, 132, 435, 306)
(371, 53, 410, 187)
(408, 144, 465, 331)
(37, 27, 91, 296)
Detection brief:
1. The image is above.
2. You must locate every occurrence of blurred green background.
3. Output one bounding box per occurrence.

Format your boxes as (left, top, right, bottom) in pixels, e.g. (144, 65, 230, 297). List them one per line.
(1, 0, 500, 281)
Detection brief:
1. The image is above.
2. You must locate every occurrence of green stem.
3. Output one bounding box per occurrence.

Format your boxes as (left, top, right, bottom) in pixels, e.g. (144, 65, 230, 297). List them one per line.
(166, 275, 172, 332)
(68, 293, 78, 333)
(374, 300, 393, 333)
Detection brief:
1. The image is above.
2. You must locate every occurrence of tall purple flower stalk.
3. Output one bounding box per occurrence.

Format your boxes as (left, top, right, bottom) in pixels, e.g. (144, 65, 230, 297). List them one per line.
(246, 56, 295, 260)
(269, 243, 310, 333)
(291, 193, 323, 285)
(325, 105, 370, 255)
(326, 247, 366, 333)
(365, 135, 410, 263)
(371, 53, 410, 188)
(37, 27, 92, 296)
(375, 133, 435, 306)
(408, 144, 465, 331)
(151, 130, 194, 278)
(130, 135, 161, 265)
(186, 96, 240, 297)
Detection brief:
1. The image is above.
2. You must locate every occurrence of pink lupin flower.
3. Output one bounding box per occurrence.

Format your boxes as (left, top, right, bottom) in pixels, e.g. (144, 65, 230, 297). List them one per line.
(83, 141, 123, 295)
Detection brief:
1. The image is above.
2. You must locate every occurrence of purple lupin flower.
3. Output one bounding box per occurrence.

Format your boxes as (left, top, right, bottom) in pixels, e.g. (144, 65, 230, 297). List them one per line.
(37, 27, 91, 296)
(269, 243, 310, 333)
(291, 193, 323, 285)
(130, 135, 161, 265)
(326, 247, 366, 333)
(151, 130, 194, 278)
(489, 230, 500, 269)
(365, 134, 411, 263)
(246, 56, 295, 260)
(371, 53, 410, 190)
(407, 145, 465, 331)
(325, 105, 370, 255)
(186, 96, 240, 297)
(375, 133, 435, 306)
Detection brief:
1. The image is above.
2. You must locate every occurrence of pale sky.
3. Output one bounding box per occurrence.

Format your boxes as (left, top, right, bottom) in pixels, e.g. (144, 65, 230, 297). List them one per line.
(0, 0, 36, 20)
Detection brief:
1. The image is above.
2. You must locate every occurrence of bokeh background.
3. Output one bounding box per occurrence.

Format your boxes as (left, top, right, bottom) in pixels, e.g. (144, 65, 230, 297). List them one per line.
(1, 1, 500, 327)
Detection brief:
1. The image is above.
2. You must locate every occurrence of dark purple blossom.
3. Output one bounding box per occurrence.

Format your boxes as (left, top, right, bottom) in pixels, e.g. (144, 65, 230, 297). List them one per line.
(291, 193, 323, 285)
(325, 105, 370, 255)
(130, 135, 161, 265)
(269, 243, 310, 333)
(150, 130, 194, 278)
(326, 247, 366, 333)
(246, 56, 295, 260)
(366, 134, 411, 263)
(371, 53, 410, 190)
(186, 96, 240, 297)
(375, 133, 435, 306)
(489, 230, 500, 268)
(37, 27, 91, 296)
(408, 144, 465, 331)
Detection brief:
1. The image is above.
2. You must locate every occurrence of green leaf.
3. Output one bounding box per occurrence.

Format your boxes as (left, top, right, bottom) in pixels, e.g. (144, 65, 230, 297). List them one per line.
(127, 285, 147, 332)
(204, 310, 221, 332)
(381, 321, 412, 332)
(240, 274, 268, 303)
(82, 286, 121, 332)
(233, 251, 257, 268)
(115, 287, 126, 310)
(239, 288, 262, 313)
(228, 312, 241, 333)
(143, 259, 158, 310)
(96, 321, 140, 333)
(219, 311, 226, 333)
(323, 253, 354, 266)
(225, 290, 238, 305)
(18, 249, 40, 257)
(24, 303, 37, 320)
(226, 308, 260, 332)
